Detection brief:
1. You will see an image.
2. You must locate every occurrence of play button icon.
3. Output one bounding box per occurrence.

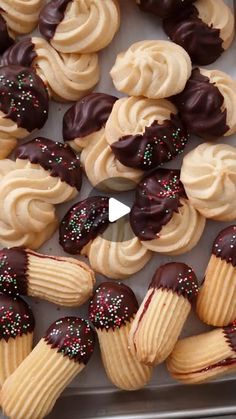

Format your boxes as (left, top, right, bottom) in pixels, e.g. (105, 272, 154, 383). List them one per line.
(108, 198, 131, 222)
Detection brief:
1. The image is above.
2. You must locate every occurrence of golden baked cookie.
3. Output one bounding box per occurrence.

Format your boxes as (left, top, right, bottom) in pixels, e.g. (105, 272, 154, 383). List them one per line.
(0, 0, 43, 35)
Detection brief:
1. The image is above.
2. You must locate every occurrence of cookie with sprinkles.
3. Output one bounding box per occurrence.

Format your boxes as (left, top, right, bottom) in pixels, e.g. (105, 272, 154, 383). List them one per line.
(0, 293, 34, 386)
(89, 282, 152, 390)
(105, 96, 189, 171)
(130, 168, 205, 255)
(129, 262, 199, 366)
(1, 316, 95, 419)
(0, 65, 49, 158)
(197, 226, 236, 327)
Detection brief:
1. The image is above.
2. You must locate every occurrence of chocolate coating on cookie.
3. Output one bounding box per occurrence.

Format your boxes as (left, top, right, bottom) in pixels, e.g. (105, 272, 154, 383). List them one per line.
(163, 6, 223, 65)
(111, 114, 188, 170)
(44, 317, 95, 363)
(0, 65, 48, 132)
(212, 226, 236, 267)
(224, 323, 236, 353)
(0, 248, 28, 296)
(137, 0, 194, 18)
(130, 169, 186, 240)
(59, 196, 109, 254)
(0, 15, 14, 55)
(0, 294, 35, 341)
(150, 262, 199, 302)
(63, 93, 118, 142)
(39, 0, 71, 40)
(89, 282, 139, 330)
(0, 38, 36, 67)
(173, 68, 228, 139)
(15, 138, 82, 191)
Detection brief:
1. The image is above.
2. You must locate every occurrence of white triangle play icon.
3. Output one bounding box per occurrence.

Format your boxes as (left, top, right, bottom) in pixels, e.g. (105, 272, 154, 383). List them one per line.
(108, 198, 131, 223)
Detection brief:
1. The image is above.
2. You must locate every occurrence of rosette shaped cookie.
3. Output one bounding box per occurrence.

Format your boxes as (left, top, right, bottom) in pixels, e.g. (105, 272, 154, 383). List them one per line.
(0, 294, 34, 386)
(197, 226, 236, 327)
(1, 317, 95, 419)
(39, 0, 120, 54)
(0, 37, 100, 102)
(0, 137, 82, 249)
(180, 143, 236, 221)
(173, 68, 236, 139)
(163, 0, 234, 65)
(129, 263, 198, 366)
(136, 0, 194, 18)
(0, 247, 95, 307)
(0, 65, 49, 158)
(59, 196, 151, 279)
(167, 324, 236, 384)
(63, 93, 143, 191)
(110, 40, 192, 99)
(0, 0, 43, 35)
(89, 282, 152, 390)
(0, 15, 14, 55)
(130, 169, 205, 255)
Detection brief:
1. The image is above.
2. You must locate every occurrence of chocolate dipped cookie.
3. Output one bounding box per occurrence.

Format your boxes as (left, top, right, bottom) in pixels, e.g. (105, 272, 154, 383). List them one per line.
(136, 0, 194, 19)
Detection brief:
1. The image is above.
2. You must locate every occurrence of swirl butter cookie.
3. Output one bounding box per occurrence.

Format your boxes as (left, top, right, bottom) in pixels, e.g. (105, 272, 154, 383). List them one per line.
(163, 0, 234, 65)
(39, 0, 120, 54)
(63, 93, 143, 191)
(0, 247, 95, 307)
(173, 68, 236, 139)
(1, 317, 95, 419)
(180, 143, 236, 221)
(129, 263, 198, 366)
(0, 137, 82, 249)
(197, 226, 236, 327)
(105, 96, 189, 170)
(89, 282, 152, 390)
(110, 40, 192, 99)
(0, 15, 14, 55)
(136, 0, 194, 18)
(167, 324, 236, 384)
(130, 169, 205, 255)
(0, 294, 34, 386)
(0, 0, 43, 35)
(59, 197, 152, 279)
(0, 65, 49, 158)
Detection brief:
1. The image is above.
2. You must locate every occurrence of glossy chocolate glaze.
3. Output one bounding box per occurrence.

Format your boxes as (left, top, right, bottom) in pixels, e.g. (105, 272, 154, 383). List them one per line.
(44, 317, 95, 363)
(0, 248, 28, 296)
(111, 114, 189, 170)
(0, 38, 36, 67)
(137, 0, 194, 18)
(163, 5, 223, 65)
(0, 293, 35, 341)
(0, 15, 14, 55)
(59, 196, 109, 254)
(39, 0, 71, 40)
(15, 137, 82, 191)
(130, 168, 186, 240)
(0, 65, 48, 132)
(212, 225, 236, 267)
(150, 262, 199, 302)
(173, 68, 228, 139)
(224, 323, 236, 352)
(89, 282, 139, 330)
(63, 93, 118, 142)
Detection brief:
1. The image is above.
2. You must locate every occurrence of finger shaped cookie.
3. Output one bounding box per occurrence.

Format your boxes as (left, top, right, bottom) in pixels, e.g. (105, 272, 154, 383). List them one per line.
(0, 0, 43, 35)
(197, 226, 236, 326)
(1, 317, 95, 419)
(163, 0, 234, 65)
(89, 282, 152, 390)
(130, 169, 205, 255)
(39, 0, 120, 54)
(0, 293, 34, 386)
(136, 0, 194, 19)
(0, 137, 82, 249)
(180, 143, 236, 221)
(129, 263, 198, 366)
(173, 68, 236, 139)
(0, 37, 100, 102)
(105, 96, 189, 170)
(0, 247, 95, 307)
(59, 197, 152, 279)
(0, 65, 49, 158)
(167, 324, 236, 384)
(110, 40, 192, 99)
(0, 15, 14, 55)
(63, 93, 143, 191)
